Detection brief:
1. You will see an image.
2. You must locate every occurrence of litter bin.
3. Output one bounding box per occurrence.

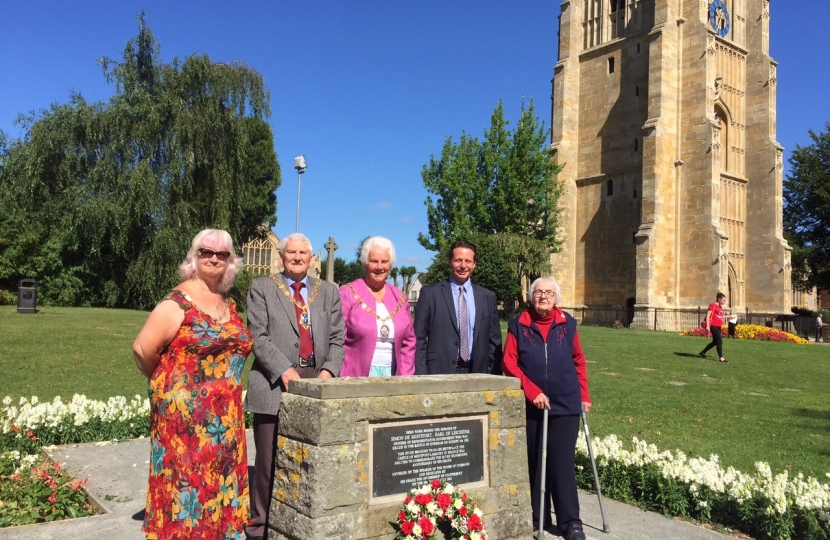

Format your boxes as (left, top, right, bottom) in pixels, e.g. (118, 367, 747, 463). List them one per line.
(17, 278, 37, 314)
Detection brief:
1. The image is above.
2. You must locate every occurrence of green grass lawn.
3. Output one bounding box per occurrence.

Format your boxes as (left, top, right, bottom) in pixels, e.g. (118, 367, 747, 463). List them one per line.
(2, 306, 828, 479)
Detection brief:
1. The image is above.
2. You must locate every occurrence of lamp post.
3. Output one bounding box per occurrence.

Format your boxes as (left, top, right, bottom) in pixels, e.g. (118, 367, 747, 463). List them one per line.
(294, 155, 307, 232)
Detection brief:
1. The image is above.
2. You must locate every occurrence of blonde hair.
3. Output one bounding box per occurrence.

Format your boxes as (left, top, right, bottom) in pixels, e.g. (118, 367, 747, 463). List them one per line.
(178, 229, 244, 292)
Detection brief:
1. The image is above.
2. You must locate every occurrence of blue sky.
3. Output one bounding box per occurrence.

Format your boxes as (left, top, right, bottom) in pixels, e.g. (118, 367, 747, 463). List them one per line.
(2, 1, 828, 271)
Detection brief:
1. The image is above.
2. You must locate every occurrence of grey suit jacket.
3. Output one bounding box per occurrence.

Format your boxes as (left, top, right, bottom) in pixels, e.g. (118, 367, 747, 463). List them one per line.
(244, 274, 345, 415)
(414, 279, 502, 375)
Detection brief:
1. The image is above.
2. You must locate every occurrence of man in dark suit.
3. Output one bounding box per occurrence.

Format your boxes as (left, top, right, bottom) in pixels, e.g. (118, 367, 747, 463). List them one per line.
(244, 232, 344, 540)
(414, 239, 502, 374)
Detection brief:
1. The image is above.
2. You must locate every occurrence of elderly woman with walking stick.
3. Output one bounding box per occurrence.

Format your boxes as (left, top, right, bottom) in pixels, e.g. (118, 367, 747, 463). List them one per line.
(502, 277, 591, 540)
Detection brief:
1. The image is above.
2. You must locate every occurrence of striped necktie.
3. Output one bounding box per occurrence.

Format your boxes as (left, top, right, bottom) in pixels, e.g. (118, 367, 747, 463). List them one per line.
(459, 286, 469, 361)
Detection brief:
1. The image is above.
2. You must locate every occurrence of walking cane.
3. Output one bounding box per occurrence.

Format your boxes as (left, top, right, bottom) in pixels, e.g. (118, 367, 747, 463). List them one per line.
(537, 409, 549, 540)
(582, 408, 610, 533)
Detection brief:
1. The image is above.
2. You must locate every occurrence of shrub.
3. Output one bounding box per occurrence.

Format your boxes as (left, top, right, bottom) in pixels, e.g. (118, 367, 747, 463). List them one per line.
(0, 291, 15, 306)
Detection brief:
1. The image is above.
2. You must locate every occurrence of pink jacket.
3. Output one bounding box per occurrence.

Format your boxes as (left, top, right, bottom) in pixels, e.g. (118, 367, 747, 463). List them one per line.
(338, 279, 416, 376)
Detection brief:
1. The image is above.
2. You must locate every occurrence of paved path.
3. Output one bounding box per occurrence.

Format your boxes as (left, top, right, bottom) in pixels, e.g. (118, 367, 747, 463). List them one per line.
(0, 434, 737, 540)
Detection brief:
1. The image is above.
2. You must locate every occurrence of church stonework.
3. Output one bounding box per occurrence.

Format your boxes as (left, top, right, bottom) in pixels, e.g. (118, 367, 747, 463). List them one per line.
(550, 0, 793, 315)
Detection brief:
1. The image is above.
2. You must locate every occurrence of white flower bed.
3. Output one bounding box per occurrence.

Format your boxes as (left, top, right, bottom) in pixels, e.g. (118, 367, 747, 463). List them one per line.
(1, 394, 149, 433)
(577, 432, 830, 519)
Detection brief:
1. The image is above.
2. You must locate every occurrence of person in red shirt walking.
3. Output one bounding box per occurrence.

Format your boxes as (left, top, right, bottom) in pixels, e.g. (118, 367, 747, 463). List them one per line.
(699, 292, 728, 363)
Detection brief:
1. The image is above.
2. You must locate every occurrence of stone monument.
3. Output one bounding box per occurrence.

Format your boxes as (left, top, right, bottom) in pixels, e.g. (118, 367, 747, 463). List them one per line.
(266, 375, 533, 539)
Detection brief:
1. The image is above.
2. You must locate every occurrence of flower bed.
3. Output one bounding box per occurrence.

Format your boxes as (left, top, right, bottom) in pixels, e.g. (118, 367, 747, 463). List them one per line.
(4, 394, 830, 538)
(0, 450, 95, 527)
(680, 324, 811, 345)
(575, 434, 830, 540)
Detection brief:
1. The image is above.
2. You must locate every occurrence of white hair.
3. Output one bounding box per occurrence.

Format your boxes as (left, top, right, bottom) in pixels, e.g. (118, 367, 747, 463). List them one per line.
(359, 236, 397, 267)
(280, 232, 313, 254)
(528, 277, 561, 305)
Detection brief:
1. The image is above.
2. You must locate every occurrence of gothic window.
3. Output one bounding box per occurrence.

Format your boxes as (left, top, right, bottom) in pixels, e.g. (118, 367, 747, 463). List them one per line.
(634, 138, 639, 152)
(608, 57, 615, 73)
(714, 105, 729, 172)
(606, 179, 614, 196)
(242, 237, 275, 276)
(635, 85, 639, 96)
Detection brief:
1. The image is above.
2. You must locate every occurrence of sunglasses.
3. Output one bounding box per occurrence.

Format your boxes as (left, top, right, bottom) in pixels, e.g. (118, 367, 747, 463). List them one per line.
(198, 248, 231, 261)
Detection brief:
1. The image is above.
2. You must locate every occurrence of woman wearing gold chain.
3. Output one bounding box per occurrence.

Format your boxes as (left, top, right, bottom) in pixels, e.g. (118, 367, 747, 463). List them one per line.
(339, 236, 415, 376)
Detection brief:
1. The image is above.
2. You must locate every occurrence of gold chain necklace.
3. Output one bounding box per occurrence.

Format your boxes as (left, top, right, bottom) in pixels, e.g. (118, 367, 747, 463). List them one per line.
(214, 300, 228, 321)
(270, 276, 321, 330)
(346, 283, 406, 339)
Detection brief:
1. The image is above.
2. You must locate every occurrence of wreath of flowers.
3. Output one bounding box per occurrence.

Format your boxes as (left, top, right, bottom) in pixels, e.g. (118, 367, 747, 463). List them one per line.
(394, 478, 487, 540)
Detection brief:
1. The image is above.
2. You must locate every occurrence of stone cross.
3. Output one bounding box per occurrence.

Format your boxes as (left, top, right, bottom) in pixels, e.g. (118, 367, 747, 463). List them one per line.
(324, 236, 338, 283)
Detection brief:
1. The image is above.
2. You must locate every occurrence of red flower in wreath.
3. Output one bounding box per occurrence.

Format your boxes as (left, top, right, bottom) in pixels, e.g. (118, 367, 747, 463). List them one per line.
(414, 493, 433, 505)
(431, 478, 443, 489)
(400, 521, 415, 535)
(467, 513, 484, 531)
(459, 505, 468, 516)
(437, 492, 452, 510)
(418, 517, 435, 535)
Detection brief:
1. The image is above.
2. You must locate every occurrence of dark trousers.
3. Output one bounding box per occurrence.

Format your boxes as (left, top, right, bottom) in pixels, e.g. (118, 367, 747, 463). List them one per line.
(526, 411, 581, 534)
(247, 412, 278, 538)
(247, 364, 315, 538)
(728, 322, 737, 338)
(702, 326, 724, 357)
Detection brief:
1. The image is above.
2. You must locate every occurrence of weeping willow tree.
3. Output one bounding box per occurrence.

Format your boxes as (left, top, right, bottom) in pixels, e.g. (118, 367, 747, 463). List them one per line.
(0, 14, 280, 308)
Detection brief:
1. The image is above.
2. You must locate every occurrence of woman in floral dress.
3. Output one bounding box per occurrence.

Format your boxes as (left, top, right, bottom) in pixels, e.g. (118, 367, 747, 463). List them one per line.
(133, 229, 252, 540)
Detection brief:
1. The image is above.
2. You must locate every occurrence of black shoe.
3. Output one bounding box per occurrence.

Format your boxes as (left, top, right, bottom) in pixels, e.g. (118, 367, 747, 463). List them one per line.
(565, 524, 586, 540)
(698, 352, 706, 358)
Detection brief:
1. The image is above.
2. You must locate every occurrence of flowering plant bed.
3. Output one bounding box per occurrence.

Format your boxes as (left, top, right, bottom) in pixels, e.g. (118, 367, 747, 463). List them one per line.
(395, 479, 487, 540)
(0, 451, 96, 527)
(680, 324, 811, 344)
(575, 433, 830, 540)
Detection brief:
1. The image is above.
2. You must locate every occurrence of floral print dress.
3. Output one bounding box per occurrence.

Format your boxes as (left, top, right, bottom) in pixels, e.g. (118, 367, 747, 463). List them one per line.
(143, 289, 252, 540)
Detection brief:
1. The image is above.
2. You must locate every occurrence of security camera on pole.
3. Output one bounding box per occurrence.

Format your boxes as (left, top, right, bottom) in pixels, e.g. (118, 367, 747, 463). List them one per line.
(294, 155, 307, 232)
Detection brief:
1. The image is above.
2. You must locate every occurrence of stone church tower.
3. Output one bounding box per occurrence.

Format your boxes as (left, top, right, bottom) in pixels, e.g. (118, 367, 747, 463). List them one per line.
(550, 0, 792, 314)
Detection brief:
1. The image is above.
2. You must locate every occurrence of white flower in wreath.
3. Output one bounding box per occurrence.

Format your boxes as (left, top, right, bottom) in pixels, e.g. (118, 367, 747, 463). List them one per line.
(426, 501, 438, 514)
(405, 501, 418, 514)
(412, 524, 422, 536)
(443, 483, 456, 494)
(453, 498, 463, 509)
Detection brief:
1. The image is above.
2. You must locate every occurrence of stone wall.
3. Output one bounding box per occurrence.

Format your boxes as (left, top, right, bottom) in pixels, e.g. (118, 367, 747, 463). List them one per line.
(267, 375, 533, 540)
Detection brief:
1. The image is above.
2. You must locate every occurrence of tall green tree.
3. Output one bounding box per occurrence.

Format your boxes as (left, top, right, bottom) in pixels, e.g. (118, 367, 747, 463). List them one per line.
(784, 122, 830, 291)
(417, 100, 564, 306)
(0, 15, 280, 308)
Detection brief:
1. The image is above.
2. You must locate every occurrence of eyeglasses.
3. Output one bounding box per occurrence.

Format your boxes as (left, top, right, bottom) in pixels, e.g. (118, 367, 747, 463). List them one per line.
(532, 291, 556, 299)
(198, 248, 231, 261)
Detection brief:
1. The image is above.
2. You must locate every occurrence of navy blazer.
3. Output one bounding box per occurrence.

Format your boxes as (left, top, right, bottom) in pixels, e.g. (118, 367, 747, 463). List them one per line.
(414, 279, 502, 374)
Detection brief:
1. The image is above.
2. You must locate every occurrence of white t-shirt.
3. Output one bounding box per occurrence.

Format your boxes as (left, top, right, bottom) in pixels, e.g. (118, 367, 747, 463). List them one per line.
(371, 303, 395, 368)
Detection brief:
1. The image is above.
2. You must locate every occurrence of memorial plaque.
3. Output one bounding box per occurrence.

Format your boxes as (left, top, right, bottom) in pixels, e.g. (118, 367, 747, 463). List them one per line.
(369, 415, 488, 503)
